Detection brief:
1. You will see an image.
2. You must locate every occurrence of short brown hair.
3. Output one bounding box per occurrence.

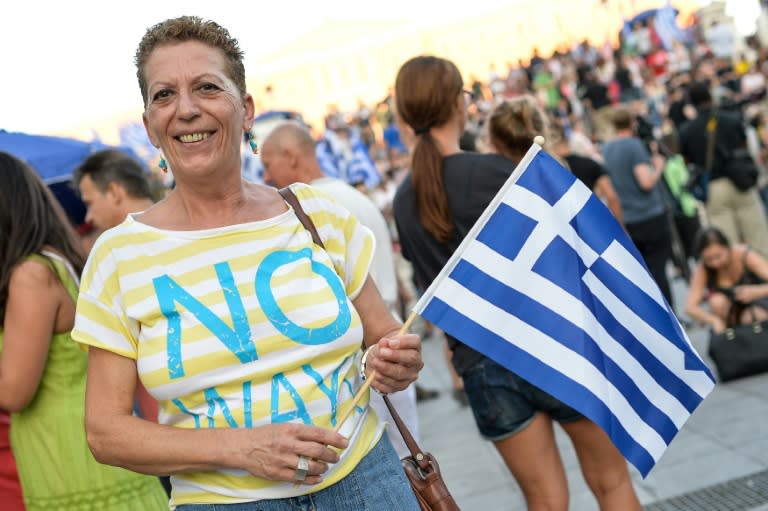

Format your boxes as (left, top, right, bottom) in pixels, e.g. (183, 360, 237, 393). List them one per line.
(612, 107, 634, 131)
(489, 96, 549, 161)
(74, 150, 153, 200)
(134, 16, 246, 106)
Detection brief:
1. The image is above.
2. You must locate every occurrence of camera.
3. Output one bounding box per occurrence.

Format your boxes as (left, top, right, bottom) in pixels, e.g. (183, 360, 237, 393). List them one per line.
(634, 114, 655, 146)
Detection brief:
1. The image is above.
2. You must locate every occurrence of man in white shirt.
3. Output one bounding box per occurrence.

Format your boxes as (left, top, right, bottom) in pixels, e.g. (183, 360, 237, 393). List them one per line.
(706, 20, 735, 60)
(260, 121, 420, 458)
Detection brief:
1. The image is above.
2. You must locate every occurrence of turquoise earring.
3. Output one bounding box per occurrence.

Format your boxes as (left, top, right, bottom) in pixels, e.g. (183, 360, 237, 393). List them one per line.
(158, 157, 168, 173)
(247, 130, 258, 154)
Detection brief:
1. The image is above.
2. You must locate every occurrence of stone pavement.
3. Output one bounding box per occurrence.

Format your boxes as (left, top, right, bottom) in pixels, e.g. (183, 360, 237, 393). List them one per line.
(407, 277, 768, 510)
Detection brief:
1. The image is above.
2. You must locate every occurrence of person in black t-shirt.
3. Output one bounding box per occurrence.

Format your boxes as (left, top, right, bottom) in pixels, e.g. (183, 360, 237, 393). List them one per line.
(615, 52, 639, 103)
(579, 71, 614, 141)
(679, 81, 768, 256)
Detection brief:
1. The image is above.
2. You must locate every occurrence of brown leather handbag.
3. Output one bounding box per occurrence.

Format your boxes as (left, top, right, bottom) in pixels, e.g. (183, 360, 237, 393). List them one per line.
(278, 187, 461, 510)
(382, 395, 461, 511)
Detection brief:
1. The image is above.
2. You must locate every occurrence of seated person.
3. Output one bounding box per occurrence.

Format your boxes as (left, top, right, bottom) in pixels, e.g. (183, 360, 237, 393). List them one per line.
(685, 227, 768, 333)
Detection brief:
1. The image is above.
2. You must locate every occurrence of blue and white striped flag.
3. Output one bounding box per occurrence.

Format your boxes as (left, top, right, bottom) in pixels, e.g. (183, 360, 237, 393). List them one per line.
(346, 131, 381, 189)
(315, 129, 381, 188)
(413, 143, 715, 476)
(654, 3, 688, 50)
(316, 138, 341, 180)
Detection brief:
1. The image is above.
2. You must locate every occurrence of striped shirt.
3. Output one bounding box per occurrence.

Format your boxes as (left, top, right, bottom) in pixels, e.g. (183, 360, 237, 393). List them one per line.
(72, 183, 381, 507)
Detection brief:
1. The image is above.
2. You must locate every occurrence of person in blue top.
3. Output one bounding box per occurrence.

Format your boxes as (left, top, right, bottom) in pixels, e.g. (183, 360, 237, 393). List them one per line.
(602, 106, 674, 307)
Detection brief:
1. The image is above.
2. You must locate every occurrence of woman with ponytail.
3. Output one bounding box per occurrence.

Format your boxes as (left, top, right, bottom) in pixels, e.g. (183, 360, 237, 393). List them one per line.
(393, 58, 641, 510)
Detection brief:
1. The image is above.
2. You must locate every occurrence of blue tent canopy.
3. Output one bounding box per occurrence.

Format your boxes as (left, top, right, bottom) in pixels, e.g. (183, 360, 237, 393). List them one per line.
(0, 130, 141, 184)
(627, 6, 679, 27)
(629, 9, 658, 26)
(0, 130, 144, 228)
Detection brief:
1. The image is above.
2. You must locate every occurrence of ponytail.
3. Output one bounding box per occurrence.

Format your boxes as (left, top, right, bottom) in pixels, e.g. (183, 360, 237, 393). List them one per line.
(395, 56, 463, 243)
(412, 133, 453, 242)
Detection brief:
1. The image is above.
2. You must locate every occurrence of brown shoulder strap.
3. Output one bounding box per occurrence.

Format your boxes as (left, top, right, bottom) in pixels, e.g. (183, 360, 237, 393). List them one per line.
(383, 394, 431, 468)
(705, 109, 718, 172)
(278, 187, 325, 249)
(279, 187, 428, 464)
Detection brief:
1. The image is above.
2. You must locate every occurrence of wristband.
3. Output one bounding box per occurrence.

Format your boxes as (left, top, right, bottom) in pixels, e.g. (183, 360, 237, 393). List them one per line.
(360, 345, 382, 394)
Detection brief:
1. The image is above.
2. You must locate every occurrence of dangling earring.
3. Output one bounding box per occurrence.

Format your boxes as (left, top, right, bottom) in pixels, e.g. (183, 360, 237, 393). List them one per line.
(158, 157, 168, 173)
(247, 130, 258, 155)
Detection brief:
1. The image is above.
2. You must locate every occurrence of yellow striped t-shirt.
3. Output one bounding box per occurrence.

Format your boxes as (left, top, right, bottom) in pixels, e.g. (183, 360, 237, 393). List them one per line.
(71, 183, 382, 507)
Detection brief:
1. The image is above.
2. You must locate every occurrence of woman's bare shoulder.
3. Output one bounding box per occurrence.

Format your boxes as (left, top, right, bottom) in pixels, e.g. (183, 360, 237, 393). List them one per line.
(9, 256, 58, 289)
(742, 245, 768, 267)
(733, 244, 750, 253)
(734, 244, 761, 263)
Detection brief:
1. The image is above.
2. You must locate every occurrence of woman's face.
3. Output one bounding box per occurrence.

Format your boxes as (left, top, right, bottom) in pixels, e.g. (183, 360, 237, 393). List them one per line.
(141, 40, 253, 181)
(700, 243, 731, 271)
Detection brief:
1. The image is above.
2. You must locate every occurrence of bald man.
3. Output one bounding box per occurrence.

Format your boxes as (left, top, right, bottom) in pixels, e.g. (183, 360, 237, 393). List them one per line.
(261, 121, 419, 458)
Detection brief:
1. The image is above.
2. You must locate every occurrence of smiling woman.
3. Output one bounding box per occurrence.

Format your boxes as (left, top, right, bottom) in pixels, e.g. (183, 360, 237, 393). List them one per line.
(69, 16, 423, 511)
(138, 39, 251, 195)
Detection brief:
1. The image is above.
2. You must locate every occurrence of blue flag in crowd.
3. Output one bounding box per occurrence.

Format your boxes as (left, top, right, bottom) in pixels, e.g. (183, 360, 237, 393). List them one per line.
(413, 144, 715, 477)
(347, 134, 381, 189)
(654, 2, 688, 51)
(316, 138, 341, 180)
(316, 129, 381, 188)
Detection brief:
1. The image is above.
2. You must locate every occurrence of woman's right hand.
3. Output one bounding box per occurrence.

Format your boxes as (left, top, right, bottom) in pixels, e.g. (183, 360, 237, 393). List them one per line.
(226, 423, 349, 485)
(733, 284, 764, 305)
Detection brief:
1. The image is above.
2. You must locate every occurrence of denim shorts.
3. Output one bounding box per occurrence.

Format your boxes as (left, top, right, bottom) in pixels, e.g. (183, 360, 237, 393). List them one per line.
(176, 434, 419, 511)
(461, 355, 583, 441)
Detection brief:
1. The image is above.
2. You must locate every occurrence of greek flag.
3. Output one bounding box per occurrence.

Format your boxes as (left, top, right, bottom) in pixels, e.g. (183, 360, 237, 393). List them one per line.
(316, 138, 341, 180)
(315, 129, 381, 189)
(346, 132, 381, 189)
(413, 143, 715, 476)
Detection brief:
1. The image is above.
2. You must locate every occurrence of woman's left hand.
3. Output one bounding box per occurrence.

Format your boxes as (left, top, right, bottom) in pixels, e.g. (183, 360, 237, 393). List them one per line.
(364, 334, 423, 394)
(733, 285, 762, 304)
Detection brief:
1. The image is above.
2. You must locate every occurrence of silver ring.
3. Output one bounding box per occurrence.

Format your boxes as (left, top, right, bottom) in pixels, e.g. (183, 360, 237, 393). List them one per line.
(295, 455, 309, 482)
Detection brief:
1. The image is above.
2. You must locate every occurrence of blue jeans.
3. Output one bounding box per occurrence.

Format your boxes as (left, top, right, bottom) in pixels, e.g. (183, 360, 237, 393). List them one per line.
(462, 355, 583, 441)
(176, 435, 419, 511)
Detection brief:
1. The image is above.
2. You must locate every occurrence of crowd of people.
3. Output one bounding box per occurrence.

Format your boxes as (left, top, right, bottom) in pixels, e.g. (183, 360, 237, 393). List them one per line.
(2, 6, 768, 511)
(335, 10, 768, 336)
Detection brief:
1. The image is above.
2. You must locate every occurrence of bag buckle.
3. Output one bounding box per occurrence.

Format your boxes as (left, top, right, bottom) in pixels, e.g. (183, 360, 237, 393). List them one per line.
(726, 329, 735, 341)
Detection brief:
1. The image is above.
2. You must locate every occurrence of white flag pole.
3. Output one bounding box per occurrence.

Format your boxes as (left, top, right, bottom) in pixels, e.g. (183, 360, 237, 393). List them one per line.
(411, 139, 545, 315)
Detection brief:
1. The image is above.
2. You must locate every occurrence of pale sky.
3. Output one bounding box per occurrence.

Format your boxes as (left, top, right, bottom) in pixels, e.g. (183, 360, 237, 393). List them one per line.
(0, 0, 758, 137)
